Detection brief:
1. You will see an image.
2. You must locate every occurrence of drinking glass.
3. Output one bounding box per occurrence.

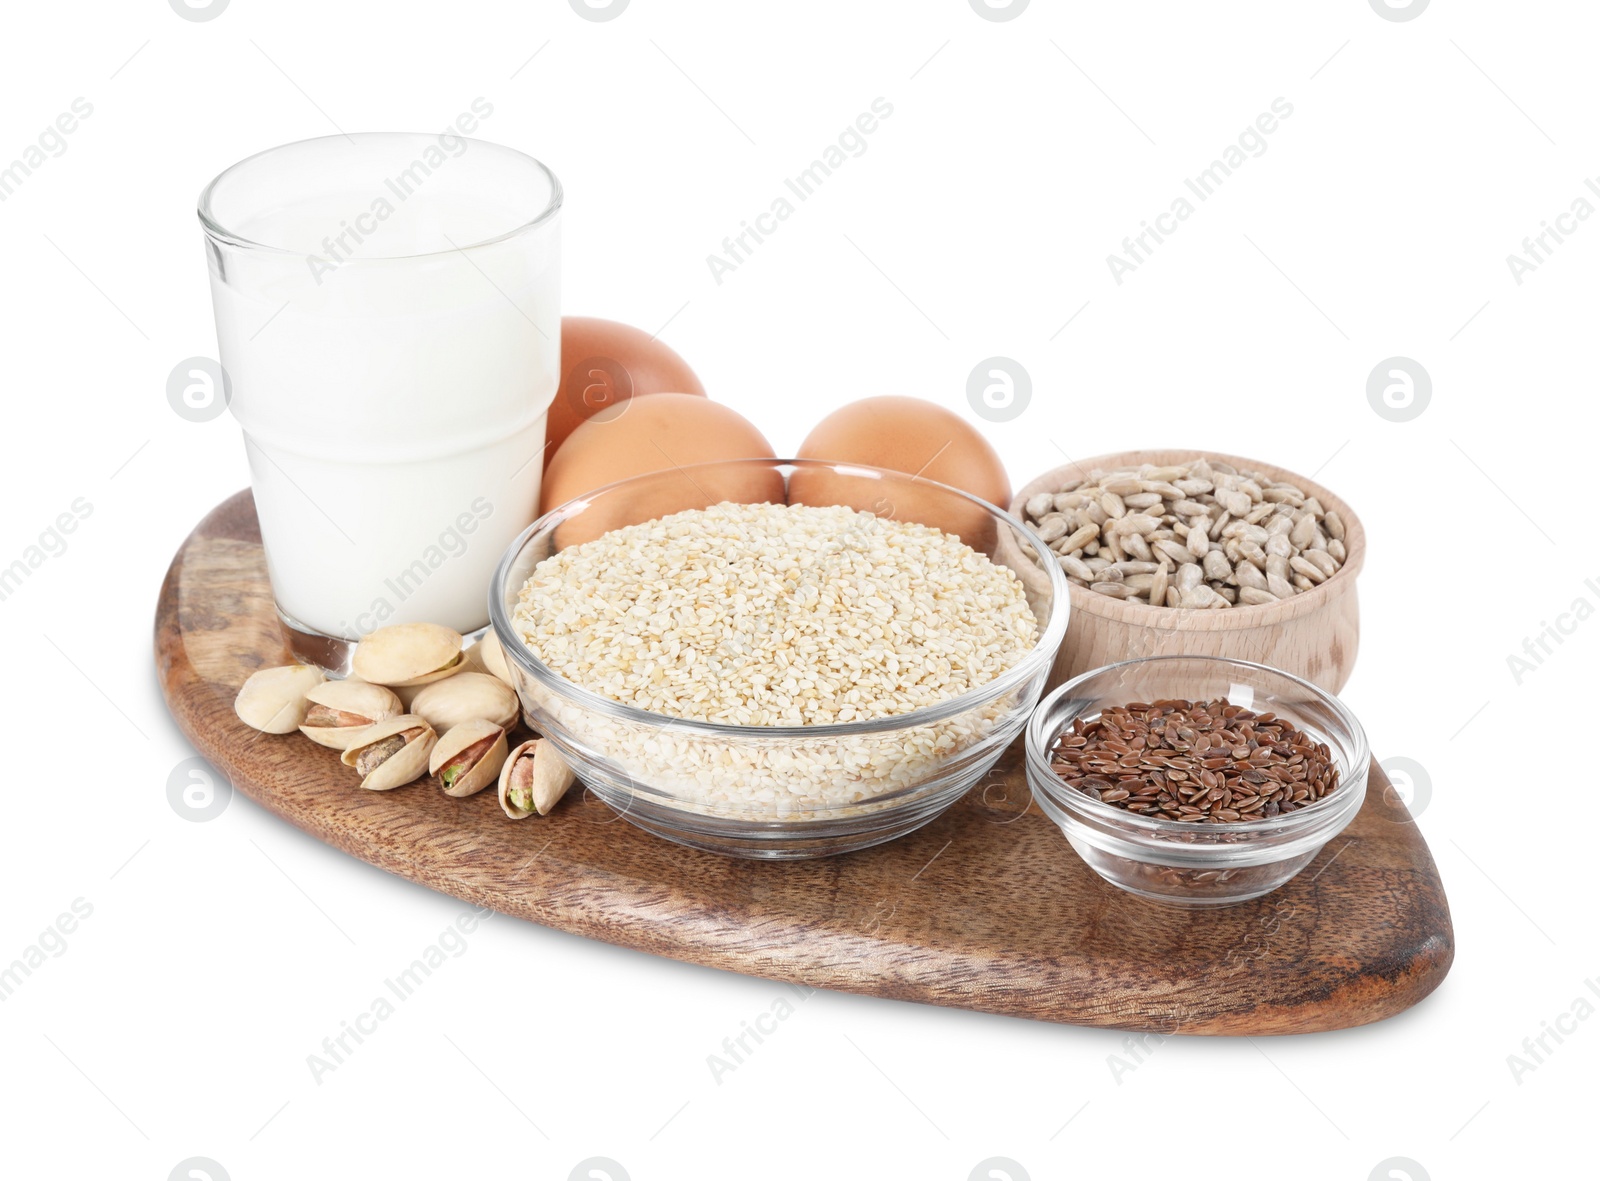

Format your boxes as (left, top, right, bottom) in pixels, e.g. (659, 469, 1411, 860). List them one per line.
(198, 132, 561, 670)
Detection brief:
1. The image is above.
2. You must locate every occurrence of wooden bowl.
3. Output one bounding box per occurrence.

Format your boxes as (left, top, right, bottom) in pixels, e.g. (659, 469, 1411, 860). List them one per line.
(992, 449, 1366, 694)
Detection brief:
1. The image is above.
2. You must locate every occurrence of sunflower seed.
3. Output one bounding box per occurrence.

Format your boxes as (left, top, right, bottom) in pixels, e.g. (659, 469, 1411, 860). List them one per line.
(1234, 561, 1268, 590)
(1149, 563, 1169, 607)
(1303, 549, 1340, 577)
(1217, 488, 1252, 517)
(1289, 555, 1327, 584)
(1034, 515, 1069, 543)
(1202, 549, 1232, 582)
(1059, 554, 1095, 580)
(1062, 523, 1099, 553)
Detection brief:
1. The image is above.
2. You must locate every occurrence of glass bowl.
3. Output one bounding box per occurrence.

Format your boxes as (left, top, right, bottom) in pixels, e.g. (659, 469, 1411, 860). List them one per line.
(1025, 656, 1368, 906)
(489, 459, 1071, 859)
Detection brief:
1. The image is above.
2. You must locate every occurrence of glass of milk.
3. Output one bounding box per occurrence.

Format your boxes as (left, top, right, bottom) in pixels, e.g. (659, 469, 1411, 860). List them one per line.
(198, 132, 560, 670)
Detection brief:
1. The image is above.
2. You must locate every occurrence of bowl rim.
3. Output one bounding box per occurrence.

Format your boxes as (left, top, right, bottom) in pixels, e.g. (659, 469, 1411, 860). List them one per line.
(489, 457, 1072, 739)
(1025, 653, 1370, 834)
(995, 448, 1366, 630)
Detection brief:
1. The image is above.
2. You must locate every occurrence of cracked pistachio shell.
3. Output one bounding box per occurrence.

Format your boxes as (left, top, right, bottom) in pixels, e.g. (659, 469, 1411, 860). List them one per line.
(429, 718, 510, 798)
(351, 623, 465, 688)
(529, 740, 576, 815)
(234, 664, 326, 734)
(299, 678, 403, 750)
(497, 739, 539, 820)
(497, 737, 575, 818)
(339, 714, 436, 791)
(409, 671, 520, 733)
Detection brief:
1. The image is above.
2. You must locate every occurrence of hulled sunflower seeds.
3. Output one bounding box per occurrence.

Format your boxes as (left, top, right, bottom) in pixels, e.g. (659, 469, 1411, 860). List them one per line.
(1024, 457, 1349, 609)
(1049, 698, 1340, 822)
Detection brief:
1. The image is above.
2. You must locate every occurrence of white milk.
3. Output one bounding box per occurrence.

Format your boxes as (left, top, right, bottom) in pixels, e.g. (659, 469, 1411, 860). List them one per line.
(205, 144, 560, 641)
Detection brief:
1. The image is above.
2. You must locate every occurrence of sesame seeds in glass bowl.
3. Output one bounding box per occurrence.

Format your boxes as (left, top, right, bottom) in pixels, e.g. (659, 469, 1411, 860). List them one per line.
(489, 459, 1070, 859)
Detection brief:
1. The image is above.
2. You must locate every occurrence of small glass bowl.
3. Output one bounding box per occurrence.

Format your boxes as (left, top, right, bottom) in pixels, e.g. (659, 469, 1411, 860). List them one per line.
(490, 459, 1071, 859)
(1025, 656, 1368, 906)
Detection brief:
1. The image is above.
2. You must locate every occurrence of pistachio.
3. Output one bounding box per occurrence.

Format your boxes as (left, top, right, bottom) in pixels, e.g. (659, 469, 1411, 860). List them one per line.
(497, 738, 575, 818)
(357, 734, 408, 775)
(498, 739, 538, 819)
(351, 623, 465, 688)
(234, 664, 326, 733)
(340, 714, 436, 790)
(410, 671, 520, 733)
(299, 679, 403, 750)
(463, 638, 491, 676)
(467, 629, 516, 689)
(428, 718, 509, 798)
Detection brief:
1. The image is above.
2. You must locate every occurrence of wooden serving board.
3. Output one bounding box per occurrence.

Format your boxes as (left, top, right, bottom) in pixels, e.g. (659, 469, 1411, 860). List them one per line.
(155, 492, 1454, 1035)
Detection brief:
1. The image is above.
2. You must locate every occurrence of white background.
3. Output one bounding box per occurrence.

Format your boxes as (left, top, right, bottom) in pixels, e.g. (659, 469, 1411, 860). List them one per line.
(1, 1, 1593, 1178)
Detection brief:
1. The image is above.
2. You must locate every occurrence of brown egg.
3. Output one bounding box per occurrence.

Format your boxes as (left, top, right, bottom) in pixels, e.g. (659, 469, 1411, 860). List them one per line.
(542, 394, 785, 547)
(544, 316, 707, 470)
(789, 396, 1011, 552)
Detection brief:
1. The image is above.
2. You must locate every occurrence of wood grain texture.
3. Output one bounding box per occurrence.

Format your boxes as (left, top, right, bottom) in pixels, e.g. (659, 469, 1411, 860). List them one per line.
(994, 449, 1365, 695)
(155, 491, 1452, 1035)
